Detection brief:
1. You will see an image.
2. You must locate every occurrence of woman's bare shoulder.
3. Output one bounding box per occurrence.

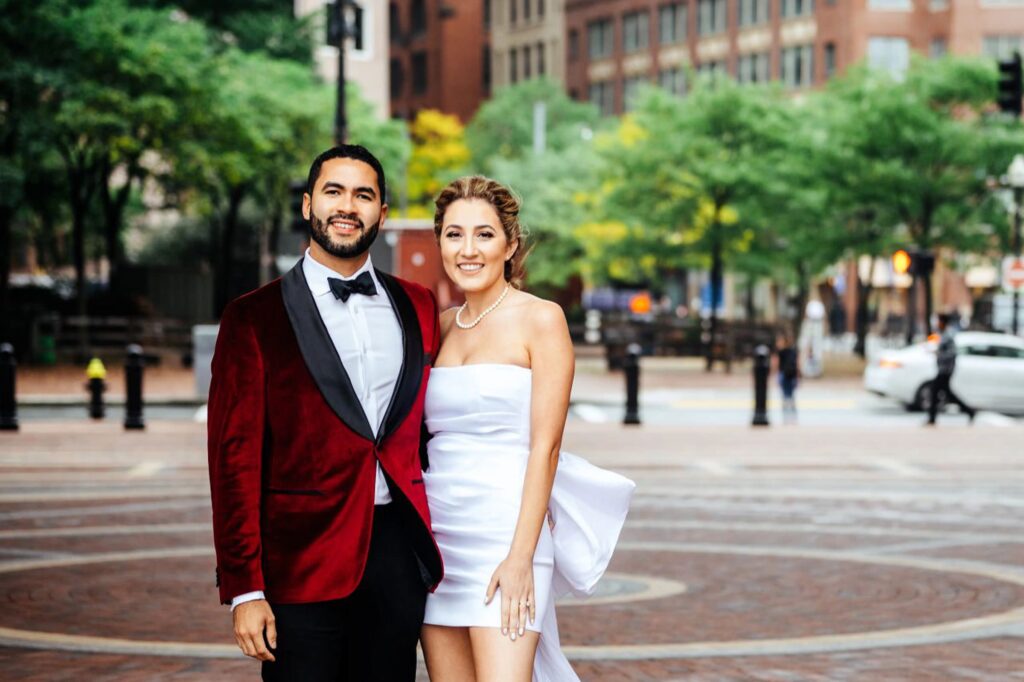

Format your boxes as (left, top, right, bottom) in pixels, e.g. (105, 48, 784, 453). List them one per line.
(439, 306, 458, 337)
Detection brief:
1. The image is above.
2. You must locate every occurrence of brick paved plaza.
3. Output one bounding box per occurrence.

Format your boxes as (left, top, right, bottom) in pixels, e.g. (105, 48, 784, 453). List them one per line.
(1, 417, 1023, 681)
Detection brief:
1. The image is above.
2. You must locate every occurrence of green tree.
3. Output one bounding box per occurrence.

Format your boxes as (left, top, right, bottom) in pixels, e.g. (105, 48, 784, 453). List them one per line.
(466, 78, 602, 171)
(823, 57, 1012, 337)
(601, 81, 791, 369)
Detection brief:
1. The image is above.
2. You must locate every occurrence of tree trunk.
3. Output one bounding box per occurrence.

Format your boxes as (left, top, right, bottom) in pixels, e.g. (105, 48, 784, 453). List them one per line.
(216, 184, 246, 317)
(792, 262, 809, 345)
(0, 205, 12, 342)
(745, 277, 755, 321)
(922, 268, 934, 337)
(99, 158, 135, 288)
(853, 257, 876, 359)
(905, 274, 917, 346)
(67, 159, 97, 360)
(705, 222, 723, 372)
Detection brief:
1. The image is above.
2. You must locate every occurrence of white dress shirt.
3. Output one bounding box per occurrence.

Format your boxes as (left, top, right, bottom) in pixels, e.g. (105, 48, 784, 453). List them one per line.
(231, 249, 404, 610)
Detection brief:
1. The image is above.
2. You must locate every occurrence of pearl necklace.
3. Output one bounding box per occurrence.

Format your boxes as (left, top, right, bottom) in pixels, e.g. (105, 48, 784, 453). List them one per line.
(455, 284, 511, 330)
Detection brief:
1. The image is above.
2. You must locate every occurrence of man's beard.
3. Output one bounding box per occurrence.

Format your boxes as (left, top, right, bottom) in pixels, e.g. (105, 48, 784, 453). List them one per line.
(309, 211, 380, 259)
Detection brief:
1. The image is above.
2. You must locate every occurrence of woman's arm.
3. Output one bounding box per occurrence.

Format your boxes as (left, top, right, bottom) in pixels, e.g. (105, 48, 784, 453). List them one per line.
(485, 299, 574, 639)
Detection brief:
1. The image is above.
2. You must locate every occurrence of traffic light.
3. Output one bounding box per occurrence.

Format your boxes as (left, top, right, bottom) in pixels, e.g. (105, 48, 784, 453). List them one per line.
(998, 52, 1022, 117)
(892, 249, 911, 275)
(289, 180, 307, 233)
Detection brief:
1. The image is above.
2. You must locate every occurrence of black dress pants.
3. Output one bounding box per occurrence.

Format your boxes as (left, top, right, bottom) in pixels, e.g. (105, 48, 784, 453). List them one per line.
(261, 504, 428, 682)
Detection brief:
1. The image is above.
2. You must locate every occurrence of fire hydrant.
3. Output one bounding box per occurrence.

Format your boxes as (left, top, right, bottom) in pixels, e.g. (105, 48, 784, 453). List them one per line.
(86, 357, 107, 420)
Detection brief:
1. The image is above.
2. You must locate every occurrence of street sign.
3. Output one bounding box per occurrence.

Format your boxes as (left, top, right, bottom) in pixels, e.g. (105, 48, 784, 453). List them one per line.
(1003, 256, 1024, 293)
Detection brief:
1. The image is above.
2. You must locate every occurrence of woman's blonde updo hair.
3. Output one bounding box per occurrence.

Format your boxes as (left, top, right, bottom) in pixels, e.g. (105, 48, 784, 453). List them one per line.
(433, 175, 528, 288)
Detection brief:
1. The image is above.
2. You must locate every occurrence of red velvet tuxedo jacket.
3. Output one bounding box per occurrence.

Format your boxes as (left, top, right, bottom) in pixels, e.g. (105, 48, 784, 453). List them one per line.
(207, 261, 443, 605)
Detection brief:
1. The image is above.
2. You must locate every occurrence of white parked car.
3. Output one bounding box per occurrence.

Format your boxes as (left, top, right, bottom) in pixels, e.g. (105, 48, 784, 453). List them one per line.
(864, 332, 1024, 414)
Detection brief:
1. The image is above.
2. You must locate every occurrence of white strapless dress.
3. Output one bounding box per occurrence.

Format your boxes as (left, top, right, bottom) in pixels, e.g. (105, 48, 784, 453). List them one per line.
(422, 364, 635, 682)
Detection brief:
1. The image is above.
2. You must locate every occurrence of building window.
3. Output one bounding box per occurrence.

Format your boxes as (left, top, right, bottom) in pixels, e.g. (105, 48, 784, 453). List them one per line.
(929, 0, 949, 10)
(624, 75, 648, 111)
(659, 66, 687, 95)
(483, 46, 492, 93)
(350, 4, 365, 51)
(510, 47, 518, 83)
(390, 58, 404, 98)
(867, 36, 909, 77)
(824, 41, 836, 78)
(623, 11, 650, 54)
(739, 0, 769, 27)
(589, 80, 615, 116)
(737, 52, 770, 83)
(524, 0, 531, 21)
(412, 51, 427, 93)
(538, 0, 545, 18)
(510, 0, 517, 24)
(983, 35, 1024, 60)
(588, 18, 614, 60)
(781, 44, 813, 87)
(569, 29, 580, 61)
(389, 2, 400, 43)
(537, 42, 546, 75)
(483, 0, 491, 28)
(867, 0, 910, 8)
(659, 3, 687, 45)
(696, 60, 726, 82)
(523, 46, 532, 79)
(929, 37, 946, 58)
(781, 0, 814, 18)
(411, 0, 426, 37)
(698, 0, 727, 36)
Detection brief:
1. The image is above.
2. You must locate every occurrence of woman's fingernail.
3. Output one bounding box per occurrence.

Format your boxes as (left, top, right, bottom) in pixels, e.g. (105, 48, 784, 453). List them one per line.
(502, 628, 507, 635)
(511, 632, 517, 641)
(519, 627, 525, 635)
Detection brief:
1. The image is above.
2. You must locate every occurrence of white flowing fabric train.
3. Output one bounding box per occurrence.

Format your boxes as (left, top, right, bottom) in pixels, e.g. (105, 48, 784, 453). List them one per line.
(422, 364, 635, 682)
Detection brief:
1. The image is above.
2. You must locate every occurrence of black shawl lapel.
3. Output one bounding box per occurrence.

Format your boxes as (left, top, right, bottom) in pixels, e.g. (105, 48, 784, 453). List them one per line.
(280, 260, 375, 442)
(375, 269, 425, 446)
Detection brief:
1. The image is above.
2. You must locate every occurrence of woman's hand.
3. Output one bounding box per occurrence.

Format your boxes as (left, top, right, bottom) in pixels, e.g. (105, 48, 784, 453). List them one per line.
(485, 554, 535, 640)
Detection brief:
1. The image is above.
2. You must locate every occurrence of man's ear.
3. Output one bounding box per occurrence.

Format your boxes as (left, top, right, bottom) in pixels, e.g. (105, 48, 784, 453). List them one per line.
(379, 203, 389, 226)
(302, 193, 312, 221)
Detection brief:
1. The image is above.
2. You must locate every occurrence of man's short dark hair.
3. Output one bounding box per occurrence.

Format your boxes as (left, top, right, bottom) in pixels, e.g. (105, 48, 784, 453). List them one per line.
(938, 312, 953, 327)
(306, 144, 387, 203)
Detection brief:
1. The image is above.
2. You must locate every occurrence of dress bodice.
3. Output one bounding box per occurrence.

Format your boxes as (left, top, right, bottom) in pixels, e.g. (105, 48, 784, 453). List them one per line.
(424, 364, 532, 449)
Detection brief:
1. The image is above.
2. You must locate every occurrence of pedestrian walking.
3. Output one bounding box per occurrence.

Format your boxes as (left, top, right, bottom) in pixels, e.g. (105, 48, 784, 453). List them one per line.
(927, 313, 976, 425)
(776, 330, 800, 423)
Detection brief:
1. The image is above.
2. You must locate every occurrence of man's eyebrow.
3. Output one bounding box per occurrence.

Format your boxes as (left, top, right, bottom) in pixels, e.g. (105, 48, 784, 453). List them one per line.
(320, 182, 377, 197)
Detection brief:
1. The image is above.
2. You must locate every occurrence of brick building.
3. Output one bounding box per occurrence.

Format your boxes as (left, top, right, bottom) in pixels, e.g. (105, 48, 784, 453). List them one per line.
(490, 0, 568, 88)
(563, 0, 1024, 116)
(388, 0, 492, 121)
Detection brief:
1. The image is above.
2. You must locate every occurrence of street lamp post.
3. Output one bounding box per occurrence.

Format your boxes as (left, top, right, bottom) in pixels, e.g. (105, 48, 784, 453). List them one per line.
(1007, 154, 1024, 335)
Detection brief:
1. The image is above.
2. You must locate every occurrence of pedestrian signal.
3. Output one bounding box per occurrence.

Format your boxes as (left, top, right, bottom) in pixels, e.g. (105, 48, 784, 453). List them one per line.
(629, 293, 652, 315)
(892, 250, 912, 275)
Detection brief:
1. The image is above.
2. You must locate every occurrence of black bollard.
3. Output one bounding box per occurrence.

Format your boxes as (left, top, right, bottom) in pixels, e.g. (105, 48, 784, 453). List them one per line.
(752, 344, 770, 427)
(86, 357, 107, 420)
(623, 342, 641, 426)
(0, 343, 18, 431)
(124, 345, 145, 430)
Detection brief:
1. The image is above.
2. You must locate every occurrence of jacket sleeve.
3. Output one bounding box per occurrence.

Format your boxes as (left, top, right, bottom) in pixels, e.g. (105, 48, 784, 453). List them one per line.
(420, 289, 441, 471)
(207, 301, 266, 605)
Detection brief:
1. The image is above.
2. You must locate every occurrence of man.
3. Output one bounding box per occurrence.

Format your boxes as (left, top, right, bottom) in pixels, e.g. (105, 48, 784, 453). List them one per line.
(927, 312, 975, 425)
(207, 144, 442, 680)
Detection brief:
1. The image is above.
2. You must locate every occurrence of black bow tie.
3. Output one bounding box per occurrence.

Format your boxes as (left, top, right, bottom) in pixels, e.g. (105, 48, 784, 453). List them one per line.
(328, 272, 377, 302)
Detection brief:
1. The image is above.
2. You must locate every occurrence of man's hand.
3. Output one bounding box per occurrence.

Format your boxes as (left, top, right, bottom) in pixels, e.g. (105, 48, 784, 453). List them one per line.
(233, 599, 277, 662)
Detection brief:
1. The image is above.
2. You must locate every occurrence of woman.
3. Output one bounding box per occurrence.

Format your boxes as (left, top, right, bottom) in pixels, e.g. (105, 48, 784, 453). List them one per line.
(420, 176, 634, 681)
(776, 329, 799, 422)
